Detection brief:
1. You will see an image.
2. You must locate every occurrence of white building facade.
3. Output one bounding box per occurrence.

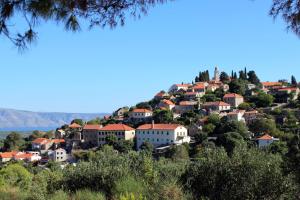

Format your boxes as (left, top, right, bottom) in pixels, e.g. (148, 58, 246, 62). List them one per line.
(136, 123, 190, 149)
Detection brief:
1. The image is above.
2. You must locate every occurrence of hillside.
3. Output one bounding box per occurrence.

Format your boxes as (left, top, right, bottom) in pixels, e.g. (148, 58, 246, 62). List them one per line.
(0, 108, 107, 131)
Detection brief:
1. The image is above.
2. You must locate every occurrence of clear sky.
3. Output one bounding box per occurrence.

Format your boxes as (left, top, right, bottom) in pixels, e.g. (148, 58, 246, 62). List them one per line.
(0, 0, 299, 113)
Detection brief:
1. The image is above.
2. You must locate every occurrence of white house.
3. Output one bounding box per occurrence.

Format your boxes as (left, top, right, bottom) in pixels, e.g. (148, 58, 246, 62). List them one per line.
(158, 99, 175, 110)
(49, 148, 68, 162)
(131, 109, 153, 119)
(226, 110, 245, 122)
(202, 101, 231, 112)
(223, 93, 244, 108)
(257, 134, 279, 148)
(169, 84, 191, 93)
(136, 123, 190, 149)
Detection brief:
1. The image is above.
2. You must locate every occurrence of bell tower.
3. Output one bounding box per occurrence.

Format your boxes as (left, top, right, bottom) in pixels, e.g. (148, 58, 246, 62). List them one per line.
(213, 67, 220, 82)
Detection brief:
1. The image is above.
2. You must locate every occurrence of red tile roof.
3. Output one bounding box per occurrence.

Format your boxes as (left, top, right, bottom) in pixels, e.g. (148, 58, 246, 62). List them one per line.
(0, 152, 13, 159)
(69, 123, 82, 128)
(32, 138, 51, 145)
(193, 84, 205, 89)
(179, 101, 198, 106)
(52, 139, 65, 144)
(162, 99, 175, 105)
(132, 109, 152, 113)
(278, 87, 298, 91)
(14, 153, 33, 159)
(258, 134, 273, 140)
(261, 82, 282, 87)
(137, 124, 183, 130)
(203, 101, 230, 107)
(223, 93, 243, 98)
(100, 124, 135, 131)
(83, 124, 102, 130)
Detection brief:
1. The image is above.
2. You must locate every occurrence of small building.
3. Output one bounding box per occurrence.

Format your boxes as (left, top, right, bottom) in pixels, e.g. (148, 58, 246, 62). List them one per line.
(158, 99, 175, 110)
(68, 123, 83, 141)
(226, 110, 245, 122)
(257, 134, 279, 148)
(98, 124, 135, 145)
(113, 107, 129, 117)
(184, 92, 204, 100)
(55, 129, 65, 139)
(136, 123, 190, 149)
(223, 93, 244, 108)
(131, 109, 153, 120)
(175, 101, 198, 114)
(243, 110, 259, 124)
(154, 91, 169, 100)
(82, 124, 103, 147)
(32, 138, 53, 151)
(193, 83, 206, 93)
(261, 82, 283, 90)
(49, 148, 68, 162)
(169, 84, 191, 93)
(202, 101, 231, 112)
(277, 87, 300, 101)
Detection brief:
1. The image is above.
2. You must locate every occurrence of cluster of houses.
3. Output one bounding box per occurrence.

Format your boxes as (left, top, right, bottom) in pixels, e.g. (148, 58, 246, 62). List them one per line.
(1, 68, 290, 163)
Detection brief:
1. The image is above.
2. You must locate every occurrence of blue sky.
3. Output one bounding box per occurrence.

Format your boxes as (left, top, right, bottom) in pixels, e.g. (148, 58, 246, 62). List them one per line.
(0, 0, 299, 113)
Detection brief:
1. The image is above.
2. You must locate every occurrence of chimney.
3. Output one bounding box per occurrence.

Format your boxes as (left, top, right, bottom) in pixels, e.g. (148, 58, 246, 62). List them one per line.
(152, 120, 155, 129)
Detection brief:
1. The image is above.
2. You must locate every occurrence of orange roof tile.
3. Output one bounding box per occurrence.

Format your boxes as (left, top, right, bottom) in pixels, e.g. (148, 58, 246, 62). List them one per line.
(193, 84, 205, 89)
(100, 124, 135, 131)
(223, 93, 243, 98)
(32, 138, 51, 145)
(179, 101, 198, 106)
(278, 87, 298, 91)
(137, 124, 183, 130)
(132, 109, 152, 113)
(261, 82, 282, 87)
(52, 139, 65, 144)
(69, 123, 82, 128)
(258, 134, 273, 140)
(203, 101, 231, 107)
(162, 99, 175, 105)
(0, 152, 13, 159)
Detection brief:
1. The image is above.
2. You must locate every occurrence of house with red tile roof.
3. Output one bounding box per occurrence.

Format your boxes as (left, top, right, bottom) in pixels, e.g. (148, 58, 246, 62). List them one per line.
(257, 134, 279, 148)
(223, 93, 244, 107)
(226, 110, 246, 122)
(32, 138, 53, 151)
(202, 101, 231, 112)
(261, 82, 283, 90)
(131, 109, 153, 120)
(175, 101, 198, 114)
(82, 124, 103, 147)
(158, 99, 175, 110)
(154, 91, 169, 100)
(169, 83, 192, 93)
(136, 122, 190, 149)
(0, 151, 41, 163)
(98, 124, 135, 146)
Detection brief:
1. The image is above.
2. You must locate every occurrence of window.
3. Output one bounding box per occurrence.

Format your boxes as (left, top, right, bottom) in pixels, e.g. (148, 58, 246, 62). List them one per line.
(157, 139, 159, 142)
(167, 132, 169, 135)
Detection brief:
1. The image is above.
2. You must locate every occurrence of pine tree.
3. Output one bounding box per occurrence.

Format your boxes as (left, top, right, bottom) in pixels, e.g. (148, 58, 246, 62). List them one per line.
(247, 71, 260, 85)
(291, 75, 297, 86)
(239, 70, 247, 80)
(231, 70, 234, 79)
(220, 72, 230, 82)
(233, 72, 238, 79)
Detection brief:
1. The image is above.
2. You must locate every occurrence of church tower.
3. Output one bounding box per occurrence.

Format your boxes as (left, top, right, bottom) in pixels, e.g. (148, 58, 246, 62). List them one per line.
(213, 67, 220, 82)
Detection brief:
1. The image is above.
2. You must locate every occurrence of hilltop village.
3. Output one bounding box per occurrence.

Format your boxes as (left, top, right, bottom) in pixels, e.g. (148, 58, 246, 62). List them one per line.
(1, 68, 300, 199)
(1, 67, 299, 163)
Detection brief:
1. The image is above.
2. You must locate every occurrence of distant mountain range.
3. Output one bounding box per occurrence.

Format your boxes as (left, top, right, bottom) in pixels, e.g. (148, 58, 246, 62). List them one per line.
(0, 108, 108, 131)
